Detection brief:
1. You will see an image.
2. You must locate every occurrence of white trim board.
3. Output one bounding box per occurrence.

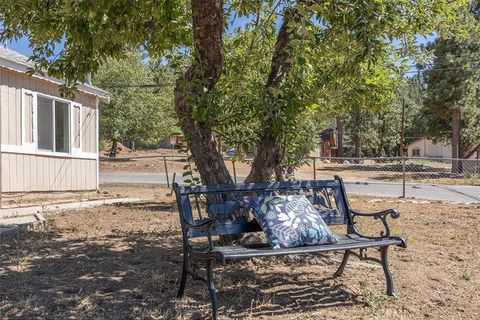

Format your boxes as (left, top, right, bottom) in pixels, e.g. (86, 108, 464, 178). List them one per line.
(0, 144, 97, 160)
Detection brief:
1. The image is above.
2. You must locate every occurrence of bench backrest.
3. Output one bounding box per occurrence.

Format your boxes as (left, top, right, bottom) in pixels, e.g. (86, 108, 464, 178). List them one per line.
(174, 176, 352, 238)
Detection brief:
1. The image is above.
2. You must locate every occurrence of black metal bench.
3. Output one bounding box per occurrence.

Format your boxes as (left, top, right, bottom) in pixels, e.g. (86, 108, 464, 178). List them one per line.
(173, 176, 406, 319)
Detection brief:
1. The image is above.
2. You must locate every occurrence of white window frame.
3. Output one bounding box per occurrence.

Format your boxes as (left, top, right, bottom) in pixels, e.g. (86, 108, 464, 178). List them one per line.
(36, 92, 72, 154)
(0, 89, 97, 160)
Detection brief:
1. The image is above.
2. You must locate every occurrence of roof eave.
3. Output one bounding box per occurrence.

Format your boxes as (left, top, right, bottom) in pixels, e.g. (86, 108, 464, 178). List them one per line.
(0, 57, 110, 102)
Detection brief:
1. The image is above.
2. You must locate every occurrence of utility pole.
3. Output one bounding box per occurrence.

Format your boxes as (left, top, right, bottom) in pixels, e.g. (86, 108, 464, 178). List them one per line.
(400, 98, 406, 157)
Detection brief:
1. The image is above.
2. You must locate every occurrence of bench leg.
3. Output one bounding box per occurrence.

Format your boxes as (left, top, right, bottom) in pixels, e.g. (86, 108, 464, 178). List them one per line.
(177, 249, 188, 299)
(380, 246, 396, 297)
(206, 259, 219, 320)
(334, 250, 351, 277)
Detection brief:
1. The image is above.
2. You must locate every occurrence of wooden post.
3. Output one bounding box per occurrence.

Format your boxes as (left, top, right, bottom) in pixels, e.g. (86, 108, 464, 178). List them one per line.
(171, 173, 176, 193)
(163, 156, 170, 188)
(313, 158, 317, 180)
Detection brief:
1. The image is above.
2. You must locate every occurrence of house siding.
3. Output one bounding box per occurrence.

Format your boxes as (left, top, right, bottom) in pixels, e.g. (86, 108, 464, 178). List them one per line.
(0, 67, 99, 192)
(1, 153, 96, 192)
(81, 101, 97, 153)
(407, 138, 452, 158)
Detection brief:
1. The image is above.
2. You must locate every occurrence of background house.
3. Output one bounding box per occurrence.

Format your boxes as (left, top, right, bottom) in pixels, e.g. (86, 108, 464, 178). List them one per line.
(0, 47, 109, 194)
(407, 138, 452, 158)
(407, 137, 479, 159)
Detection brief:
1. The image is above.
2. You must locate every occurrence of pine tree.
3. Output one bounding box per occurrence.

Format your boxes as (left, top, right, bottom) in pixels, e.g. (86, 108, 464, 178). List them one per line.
(421, 1, 480, 172)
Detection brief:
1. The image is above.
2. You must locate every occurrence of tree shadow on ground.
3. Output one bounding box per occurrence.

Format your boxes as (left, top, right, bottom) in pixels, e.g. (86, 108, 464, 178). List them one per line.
(216, 272, 361, 318)
(1, 223, 363, 319)
(0, 229, 183, 319)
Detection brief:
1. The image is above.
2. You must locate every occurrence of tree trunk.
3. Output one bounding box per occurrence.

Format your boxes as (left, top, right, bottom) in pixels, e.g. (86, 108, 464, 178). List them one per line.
(354, 139, 362, 158)
(109, 139, 118, 157)
(245, 9, 299, 183)
(274, 165, 287, 182)
(378, 114, 386, 157)
(174, 0, 233, 185)
(451, 108, 462, 173)
(336, 118, 344, 158)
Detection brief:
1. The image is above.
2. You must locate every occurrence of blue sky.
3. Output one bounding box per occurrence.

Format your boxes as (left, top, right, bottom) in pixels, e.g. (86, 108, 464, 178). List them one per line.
(3, 36, 33, 56)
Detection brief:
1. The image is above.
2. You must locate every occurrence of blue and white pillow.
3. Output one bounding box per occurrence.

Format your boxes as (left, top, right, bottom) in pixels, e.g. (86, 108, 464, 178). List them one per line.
(244, 195, 337, 249)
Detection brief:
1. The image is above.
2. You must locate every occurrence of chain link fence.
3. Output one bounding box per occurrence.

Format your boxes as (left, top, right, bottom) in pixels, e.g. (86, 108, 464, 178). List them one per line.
(99, 155, 480, 203)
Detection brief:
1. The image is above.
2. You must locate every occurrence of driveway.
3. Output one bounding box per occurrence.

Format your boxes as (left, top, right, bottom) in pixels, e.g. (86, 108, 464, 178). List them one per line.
(100, 171, 480, 203)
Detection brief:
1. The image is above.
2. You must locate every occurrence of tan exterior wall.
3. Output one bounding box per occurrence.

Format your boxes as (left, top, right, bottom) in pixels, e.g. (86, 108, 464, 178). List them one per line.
(406, 138, 480, 159)
(0, 153, 96, 192)
(81, 101, 97, 153)
(0, 67, 99, 192)
(407, 138, 452, 158)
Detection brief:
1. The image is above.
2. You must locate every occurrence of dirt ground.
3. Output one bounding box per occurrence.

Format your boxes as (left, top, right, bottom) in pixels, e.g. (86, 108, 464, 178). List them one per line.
(0, 185, 161, 209)
(1, 190, 479, 319)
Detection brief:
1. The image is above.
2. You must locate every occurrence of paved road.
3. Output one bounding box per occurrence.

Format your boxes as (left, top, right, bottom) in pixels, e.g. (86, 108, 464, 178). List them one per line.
(100, 172, 480, 203)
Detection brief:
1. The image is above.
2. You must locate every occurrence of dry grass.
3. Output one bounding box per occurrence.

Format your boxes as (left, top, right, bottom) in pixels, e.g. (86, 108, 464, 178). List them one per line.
(1, 190, 479, 319)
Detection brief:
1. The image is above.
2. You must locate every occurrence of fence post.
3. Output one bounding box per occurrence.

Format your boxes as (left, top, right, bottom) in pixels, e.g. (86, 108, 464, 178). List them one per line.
(163, 156, 170, 188)
(402, 156, 406, 198)
(232, 160, 237, 183)
(313, 158, 317, 180)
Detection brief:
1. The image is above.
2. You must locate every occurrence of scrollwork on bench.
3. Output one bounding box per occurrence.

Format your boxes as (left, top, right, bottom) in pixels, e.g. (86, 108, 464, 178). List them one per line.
(350, 248, 381, 264)
(350, 209, 406, 247)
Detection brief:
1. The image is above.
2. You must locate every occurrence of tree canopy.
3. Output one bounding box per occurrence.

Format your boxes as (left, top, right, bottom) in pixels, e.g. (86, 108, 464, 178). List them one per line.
(421, 2, 480, 159)
(94, 51, 178, 156)
(422, 38, 480, 155)
(0, 0, 474, 182)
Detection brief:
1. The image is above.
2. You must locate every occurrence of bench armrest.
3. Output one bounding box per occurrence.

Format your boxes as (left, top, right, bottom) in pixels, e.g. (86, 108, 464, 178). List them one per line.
(350, 209, 405, 246)
(351, 208, 400, 220)
(181, 218, 216, 252)
(183, 218, 215, 231)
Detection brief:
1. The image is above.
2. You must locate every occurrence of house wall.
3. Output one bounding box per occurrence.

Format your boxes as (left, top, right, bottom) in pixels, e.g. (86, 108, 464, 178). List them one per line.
(0, 153, 96, 192)
(0, 68, 98, 192)
(407, 138, 452, 158)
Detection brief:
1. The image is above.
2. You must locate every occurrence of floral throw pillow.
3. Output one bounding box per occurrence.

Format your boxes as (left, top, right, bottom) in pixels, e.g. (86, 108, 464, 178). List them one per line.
(244, 195, 337, 249)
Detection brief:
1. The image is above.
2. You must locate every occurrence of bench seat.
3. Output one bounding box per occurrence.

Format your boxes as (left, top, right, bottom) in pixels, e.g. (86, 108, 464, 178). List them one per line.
(212, 234, 404, 263)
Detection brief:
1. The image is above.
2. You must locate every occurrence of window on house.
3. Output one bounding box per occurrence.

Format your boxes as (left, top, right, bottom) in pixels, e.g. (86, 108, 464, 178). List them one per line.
(37, 96, 70, 153)
(37, 97, 54, 151)
(55, 101, 70, 153)
(412, 148, 421, 157)
(22, 90, 83, 154)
